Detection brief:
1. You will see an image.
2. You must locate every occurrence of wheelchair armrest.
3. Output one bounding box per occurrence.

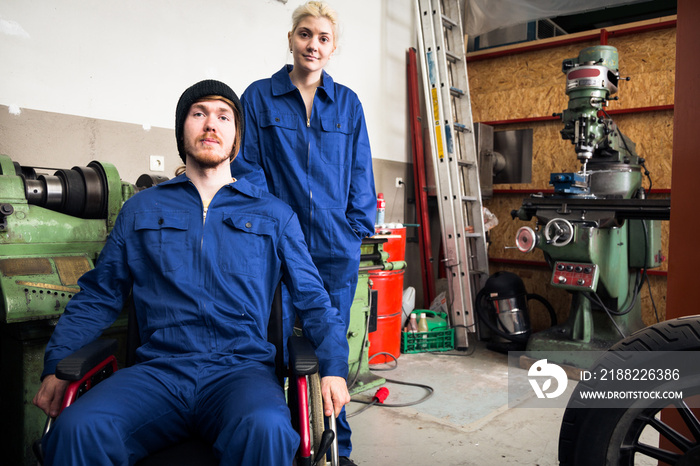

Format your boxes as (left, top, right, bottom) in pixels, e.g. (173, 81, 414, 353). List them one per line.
(288, 335, 319, 376)
(56, 339, 119, 381)
(34, 339, 120, 463)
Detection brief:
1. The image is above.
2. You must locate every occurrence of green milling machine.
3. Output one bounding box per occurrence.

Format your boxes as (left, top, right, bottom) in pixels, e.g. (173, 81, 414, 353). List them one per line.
(511, 46, 671, 368)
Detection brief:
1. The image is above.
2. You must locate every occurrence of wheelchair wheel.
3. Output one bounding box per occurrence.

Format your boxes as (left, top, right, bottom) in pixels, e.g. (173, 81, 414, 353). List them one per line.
(309, 372, 325, 463)
(558, 316, 700, 465)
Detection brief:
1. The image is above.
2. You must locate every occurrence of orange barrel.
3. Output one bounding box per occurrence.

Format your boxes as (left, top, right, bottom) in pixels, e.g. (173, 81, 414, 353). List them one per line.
(375, 225, 406, 262)
(368, 269, 405, 364)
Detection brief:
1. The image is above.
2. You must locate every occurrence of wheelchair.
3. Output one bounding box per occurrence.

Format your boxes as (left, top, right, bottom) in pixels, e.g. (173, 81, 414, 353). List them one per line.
(35, 285, 339, 466)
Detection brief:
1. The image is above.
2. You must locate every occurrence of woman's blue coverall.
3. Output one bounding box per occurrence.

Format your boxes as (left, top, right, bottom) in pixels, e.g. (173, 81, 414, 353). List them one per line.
(235, 64, 377, 458)
(40, 175, 349, 465)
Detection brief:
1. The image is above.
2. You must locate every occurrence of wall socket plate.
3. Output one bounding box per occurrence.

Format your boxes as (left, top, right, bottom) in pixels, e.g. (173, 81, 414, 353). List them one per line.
(395, 177, 404, 188)
(150, 155, 165, 172)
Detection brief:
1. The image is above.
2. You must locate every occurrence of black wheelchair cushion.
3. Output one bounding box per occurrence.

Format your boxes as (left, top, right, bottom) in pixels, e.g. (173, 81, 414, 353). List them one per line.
(55, 339, 118, 381)
(288, 335, 319, 376)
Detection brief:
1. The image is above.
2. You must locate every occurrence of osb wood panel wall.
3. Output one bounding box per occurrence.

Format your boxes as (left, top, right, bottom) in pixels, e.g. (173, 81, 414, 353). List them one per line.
(467, 19, 676, 328)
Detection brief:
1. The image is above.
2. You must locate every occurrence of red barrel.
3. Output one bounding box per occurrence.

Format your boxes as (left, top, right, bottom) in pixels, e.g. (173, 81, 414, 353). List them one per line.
(368, 269, 405, 364)
(375, 226, 406, 262)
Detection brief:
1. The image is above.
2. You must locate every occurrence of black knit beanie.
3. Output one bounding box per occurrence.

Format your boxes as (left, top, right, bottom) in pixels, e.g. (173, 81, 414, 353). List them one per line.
(175, 79, 244, 163)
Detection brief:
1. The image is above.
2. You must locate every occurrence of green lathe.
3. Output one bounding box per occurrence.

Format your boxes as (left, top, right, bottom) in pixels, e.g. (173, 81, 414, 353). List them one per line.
(0, 154, 165, 466)
(347, 238, 406, 396)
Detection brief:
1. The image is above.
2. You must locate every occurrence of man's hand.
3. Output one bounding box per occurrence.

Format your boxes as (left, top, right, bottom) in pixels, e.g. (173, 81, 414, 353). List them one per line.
(33, 375, 70, 418)
(320, 375, 351, 418)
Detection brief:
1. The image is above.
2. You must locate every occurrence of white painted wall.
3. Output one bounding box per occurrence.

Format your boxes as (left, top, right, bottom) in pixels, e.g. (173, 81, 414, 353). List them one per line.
(0, 0, 415, 164)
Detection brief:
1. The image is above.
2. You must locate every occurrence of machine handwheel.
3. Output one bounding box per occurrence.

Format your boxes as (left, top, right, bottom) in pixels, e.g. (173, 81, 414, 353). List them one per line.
(543, 218, 574, 247)
(308, 372, 325, 464)
(558, 316, 700, 465)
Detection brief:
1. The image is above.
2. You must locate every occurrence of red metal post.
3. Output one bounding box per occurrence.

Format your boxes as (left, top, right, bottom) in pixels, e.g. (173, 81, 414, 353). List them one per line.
(667, 1, 698, 319)
(407, 48, 436, 307)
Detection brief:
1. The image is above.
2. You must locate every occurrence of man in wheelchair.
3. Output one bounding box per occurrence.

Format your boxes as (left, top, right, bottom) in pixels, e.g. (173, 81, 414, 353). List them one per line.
(32, 79, 351, 465)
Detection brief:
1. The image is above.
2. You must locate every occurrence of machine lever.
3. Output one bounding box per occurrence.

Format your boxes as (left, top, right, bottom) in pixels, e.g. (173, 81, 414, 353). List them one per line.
(0, 203, 14, 231)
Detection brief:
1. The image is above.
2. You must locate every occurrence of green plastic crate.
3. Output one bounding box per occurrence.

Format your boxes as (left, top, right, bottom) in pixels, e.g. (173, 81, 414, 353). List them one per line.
(401, 328, 454, 353)
(408, 309, 449, 331)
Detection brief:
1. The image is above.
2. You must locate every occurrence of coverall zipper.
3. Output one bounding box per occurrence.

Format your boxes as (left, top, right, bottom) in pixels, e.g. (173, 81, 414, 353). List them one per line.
(308, 141, 312, 241)
(199, 189, 221, 350)
(306, 99, 312, 246)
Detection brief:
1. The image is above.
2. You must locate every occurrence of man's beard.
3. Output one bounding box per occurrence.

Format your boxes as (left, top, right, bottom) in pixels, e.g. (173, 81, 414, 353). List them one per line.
(184, 133, 232, 168)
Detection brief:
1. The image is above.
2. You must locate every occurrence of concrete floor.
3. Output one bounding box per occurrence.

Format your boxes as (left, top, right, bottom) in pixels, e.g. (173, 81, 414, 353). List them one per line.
(345, 341, 575, 466)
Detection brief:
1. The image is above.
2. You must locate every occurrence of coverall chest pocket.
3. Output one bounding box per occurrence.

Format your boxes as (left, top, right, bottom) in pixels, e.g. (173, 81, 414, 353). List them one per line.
(220, 214, 275, 278)
(259, 110, 297, 160)
(320, 116, 353, 165)
(133, 212, 190, 272)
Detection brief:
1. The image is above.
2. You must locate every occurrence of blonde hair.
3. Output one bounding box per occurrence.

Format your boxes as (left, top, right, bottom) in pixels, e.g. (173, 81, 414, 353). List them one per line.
(175, 95, 241, 176)
(291, 1, 339, 44)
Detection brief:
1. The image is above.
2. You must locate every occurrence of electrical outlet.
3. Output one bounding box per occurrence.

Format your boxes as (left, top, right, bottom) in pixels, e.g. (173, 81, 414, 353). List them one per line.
(395, 177, 404, 188)
(150, 155, 165, 172)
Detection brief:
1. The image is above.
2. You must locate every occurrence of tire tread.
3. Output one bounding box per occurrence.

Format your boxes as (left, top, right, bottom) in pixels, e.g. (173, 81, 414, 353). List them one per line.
(558, 315, 700, 465)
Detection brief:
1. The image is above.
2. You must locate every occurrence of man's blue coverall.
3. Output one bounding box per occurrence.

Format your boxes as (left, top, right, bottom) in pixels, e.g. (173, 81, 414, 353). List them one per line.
(235, 65, 377, 457)
(41, 175, 349, 465)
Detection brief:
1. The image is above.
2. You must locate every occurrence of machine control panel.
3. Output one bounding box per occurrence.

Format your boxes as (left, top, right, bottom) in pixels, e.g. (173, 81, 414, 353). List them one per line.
(551, 261, 599, 291)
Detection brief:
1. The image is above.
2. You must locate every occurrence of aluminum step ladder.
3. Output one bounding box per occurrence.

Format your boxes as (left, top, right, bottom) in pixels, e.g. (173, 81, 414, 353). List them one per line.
(415, 0, 489, 348)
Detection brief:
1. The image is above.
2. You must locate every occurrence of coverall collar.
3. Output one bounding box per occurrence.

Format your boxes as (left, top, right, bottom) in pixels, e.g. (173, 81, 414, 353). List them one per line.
(271, 64, 335, 102)
(158, 172, 264, 199)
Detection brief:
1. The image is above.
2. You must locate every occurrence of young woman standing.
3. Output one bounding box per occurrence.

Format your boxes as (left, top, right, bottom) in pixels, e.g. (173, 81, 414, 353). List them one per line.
(234, 2, 376, 464)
